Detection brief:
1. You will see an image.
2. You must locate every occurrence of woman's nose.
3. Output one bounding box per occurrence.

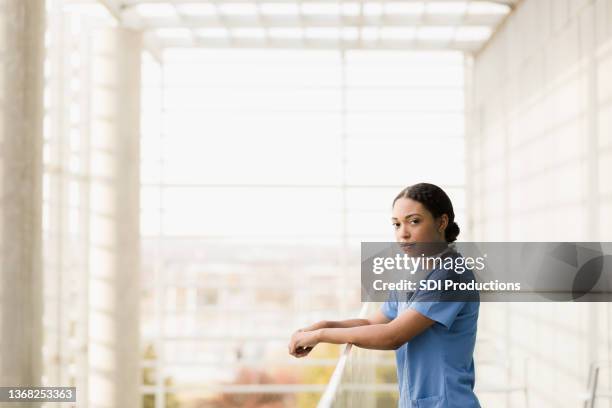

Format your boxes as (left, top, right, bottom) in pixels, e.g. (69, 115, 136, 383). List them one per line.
(399, 225, 410, 240)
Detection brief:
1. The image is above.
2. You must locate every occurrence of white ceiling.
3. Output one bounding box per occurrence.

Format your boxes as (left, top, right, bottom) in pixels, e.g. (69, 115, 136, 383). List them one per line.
(87, 0, 519, 53)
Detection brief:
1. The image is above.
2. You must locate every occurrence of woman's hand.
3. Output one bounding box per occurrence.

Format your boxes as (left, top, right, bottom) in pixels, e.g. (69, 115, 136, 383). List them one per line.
(288, 329, 321, 358)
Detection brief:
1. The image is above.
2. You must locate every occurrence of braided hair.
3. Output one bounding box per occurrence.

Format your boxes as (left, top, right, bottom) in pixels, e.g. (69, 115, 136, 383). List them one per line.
(392, 183, 460, 243)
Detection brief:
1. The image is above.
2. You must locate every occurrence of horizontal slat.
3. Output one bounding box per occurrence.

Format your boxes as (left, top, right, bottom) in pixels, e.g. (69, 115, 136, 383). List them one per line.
(141, 384, 329, 394)
(156, 37, 483, 51)
(140, 357, 396, 367)
(140, 383, 398, 394)
(140, 14, 503, 29)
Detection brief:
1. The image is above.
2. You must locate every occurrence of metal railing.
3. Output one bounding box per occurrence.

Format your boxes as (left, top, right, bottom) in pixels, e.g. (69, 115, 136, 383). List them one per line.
(317, 303, 398, 408)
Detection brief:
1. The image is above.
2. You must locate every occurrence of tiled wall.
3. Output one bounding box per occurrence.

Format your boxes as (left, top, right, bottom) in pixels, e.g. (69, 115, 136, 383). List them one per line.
(468, 0, 612, 406)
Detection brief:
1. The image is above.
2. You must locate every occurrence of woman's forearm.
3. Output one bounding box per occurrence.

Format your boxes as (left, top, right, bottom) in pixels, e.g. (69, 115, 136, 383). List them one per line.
(302, 319, 371, 331)
(318, 325, 399, 350)
(326, 319, 372, 329)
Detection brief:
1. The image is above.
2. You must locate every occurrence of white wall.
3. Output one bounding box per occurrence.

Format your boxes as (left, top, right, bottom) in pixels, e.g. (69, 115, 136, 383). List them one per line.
(468, 0, 612, 407)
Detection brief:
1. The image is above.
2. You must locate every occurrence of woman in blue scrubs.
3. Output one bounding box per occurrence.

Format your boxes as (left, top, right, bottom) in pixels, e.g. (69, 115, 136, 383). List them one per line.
(288, 183, 481, 408)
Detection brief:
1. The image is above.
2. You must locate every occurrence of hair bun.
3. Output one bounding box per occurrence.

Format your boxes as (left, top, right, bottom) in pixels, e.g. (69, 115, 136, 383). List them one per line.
(445, 221, 460, 242)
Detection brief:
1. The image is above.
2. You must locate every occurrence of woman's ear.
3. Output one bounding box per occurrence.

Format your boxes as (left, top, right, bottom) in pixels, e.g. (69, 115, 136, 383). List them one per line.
(438, 214, 449, 233)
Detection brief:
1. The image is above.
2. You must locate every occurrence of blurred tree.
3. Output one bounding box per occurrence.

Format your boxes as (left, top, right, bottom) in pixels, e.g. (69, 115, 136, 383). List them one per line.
(296, 343, 340, 408)
(209, 367, 288, 408)
(142, 343, 181, 408)
(376, 361, 399, 407)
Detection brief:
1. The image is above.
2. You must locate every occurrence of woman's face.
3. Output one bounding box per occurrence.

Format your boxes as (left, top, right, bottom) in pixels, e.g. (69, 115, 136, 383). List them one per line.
(391, 197, 448, 246)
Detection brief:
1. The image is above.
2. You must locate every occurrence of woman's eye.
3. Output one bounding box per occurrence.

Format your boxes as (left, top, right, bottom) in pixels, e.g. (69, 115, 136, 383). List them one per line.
(410, 219, 419, 225)
(392, 223, 400, 229)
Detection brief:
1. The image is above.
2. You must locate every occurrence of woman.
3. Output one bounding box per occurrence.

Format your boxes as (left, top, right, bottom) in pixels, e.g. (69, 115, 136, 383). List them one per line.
(288, 183, 481, 408)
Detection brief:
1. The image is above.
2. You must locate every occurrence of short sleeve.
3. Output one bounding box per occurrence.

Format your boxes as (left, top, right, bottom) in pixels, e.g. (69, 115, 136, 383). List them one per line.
(380, 290, 399, 320)
(408, 266, 468, 329)
(409, 301, 465, 329)
(381, 299, 398, 320)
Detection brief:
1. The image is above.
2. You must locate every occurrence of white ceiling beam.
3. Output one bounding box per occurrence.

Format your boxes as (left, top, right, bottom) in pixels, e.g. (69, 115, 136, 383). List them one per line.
(123, 0, 517, 5)
(449, 0, 470, 51)
(141, 13, 504, 30)
(97, 0, 123, 19)
(157, 36, 482, 51)
(67, 0, 162, 64)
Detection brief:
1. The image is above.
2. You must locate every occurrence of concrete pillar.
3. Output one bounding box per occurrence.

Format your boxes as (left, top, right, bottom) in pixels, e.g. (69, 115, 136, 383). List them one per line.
(0, 0, 45, 390)
(88, 27, 141, 408)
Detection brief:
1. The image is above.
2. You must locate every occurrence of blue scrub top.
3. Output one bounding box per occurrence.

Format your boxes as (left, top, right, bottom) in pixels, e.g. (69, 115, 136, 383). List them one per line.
(380, 251, 481, 408)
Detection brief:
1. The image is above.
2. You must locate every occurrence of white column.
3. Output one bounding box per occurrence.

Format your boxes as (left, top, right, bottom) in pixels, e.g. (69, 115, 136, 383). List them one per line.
(0, 0, 45, 389)
(88, 27, 142, 408)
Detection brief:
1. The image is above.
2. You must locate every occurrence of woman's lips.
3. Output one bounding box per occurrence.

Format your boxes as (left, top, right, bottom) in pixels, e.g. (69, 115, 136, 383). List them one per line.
(399, 243, 418, 253)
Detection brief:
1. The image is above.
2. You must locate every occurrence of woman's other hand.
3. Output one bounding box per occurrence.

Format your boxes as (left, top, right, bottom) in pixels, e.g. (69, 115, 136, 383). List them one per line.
(288, 330, 320, 357)
(298, 320, 329, 332)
